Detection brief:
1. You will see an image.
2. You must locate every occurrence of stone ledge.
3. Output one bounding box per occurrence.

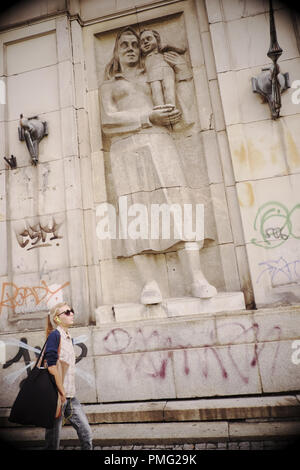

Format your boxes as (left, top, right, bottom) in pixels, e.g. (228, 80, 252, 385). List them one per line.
(96, 292, 246, 325)
(1, 419, 300, 447)
(1, 394, 299, 427)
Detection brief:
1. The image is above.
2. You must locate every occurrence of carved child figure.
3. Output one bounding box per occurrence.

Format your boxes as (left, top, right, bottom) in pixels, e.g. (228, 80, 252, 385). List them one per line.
(140, 29, 186, 116)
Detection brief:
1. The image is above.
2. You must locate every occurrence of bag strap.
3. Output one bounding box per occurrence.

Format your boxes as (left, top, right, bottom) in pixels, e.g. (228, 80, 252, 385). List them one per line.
(34, 330, 62, 369)
(34, 339, 48, 368)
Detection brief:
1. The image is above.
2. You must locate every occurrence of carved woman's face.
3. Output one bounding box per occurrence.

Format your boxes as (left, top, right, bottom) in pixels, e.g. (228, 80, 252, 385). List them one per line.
(118, 33, 140, 68)
(140, 30, 158, 54)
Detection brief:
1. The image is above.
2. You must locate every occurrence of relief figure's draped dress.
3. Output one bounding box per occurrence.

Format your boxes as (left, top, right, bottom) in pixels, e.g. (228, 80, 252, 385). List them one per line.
(100, 67, 212, 257)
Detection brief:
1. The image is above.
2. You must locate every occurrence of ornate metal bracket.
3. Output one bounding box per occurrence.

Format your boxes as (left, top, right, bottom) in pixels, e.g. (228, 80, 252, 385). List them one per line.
(251, 0, 290, 119)
(4, 154, 17, 169)
(18, 114, 48, 165)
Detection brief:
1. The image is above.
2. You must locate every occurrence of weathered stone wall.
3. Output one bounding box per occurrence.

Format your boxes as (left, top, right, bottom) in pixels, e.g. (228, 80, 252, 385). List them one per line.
(207, 0, 300, 307)
(1, 306, 300, 406)
(0, 0, 299, 416)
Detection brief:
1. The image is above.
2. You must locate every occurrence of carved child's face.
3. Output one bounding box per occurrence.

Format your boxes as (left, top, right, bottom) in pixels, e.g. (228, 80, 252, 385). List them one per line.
(118, 33, 140, 67)
(140, 30, 158, 54)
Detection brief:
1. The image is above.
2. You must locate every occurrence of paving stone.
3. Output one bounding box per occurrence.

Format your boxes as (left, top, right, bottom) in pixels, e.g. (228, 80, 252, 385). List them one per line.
(206, 443, 217, 449)
(195, 443, 207, 450)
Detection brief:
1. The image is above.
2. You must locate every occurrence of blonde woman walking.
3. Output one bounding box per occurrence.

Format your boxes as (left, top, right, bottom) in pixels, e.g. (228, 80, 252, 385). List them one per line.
(44, 302, 93, 450)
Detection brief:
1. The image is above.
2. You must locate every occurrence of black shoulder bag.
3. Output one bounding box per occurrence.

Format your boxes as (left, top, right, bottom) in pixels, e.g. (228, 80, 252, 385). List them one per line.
(9, 338, 58, 428)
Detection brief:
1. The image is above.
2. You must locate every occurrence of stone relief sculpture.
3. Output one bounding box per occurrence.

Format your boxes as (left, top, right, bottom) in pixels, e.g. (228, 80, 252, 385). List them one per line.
(99, 26, 217, 305)
(18, 114, 48, 165)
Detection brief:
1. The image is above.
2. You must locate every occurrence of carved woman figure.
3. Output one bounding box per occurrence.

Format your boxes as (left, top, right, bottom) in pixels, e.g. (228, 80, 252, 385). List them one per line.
(100, 27, 217, 304)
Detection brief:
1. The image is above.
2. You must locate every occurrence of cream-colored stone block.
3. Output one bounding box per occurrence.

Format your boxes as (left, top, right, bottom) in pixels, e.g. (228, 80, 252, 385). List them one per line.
(205, 0, 223, 24)
(209, 22, 231, 73)
(95, 305, 114, 325)
(87, 90, 102, 153)
(173, 343, 262, 398)
(66, 209, 87, 267)
(225, 186, 245, 245)
(38, 160, 65, 215)
(228, 121, 289, 182)
(93, 316, 216, 357)
(0, 170, 5, 220)
(254, 308, 300, 342)
(80, 157, 93, 210)
(280, 114, 300, 174)
(216, 313, 255, 345)
(71, 19, 84, 65)
(195, 0, 209, 33)
(86, 264, 103, 322)
(192, 66, 213, 131)
(7, 65, 59, 121)
(6, 32, 57, 76)
(63, 156, 82, 211)
(8, 166, 37, 220)
(69, 266, 90, 325)
(237, 174, 300, 245)
(60, 107, 78, 158)
(208, 79, 225, 131)
(235, 244, 254, 308)
(0, 123, 6, 170)
(217, 130, 235, 186)
(83, 209, 98, 266)
(77, 108, 91, 158)
(201, 31, 217, 80)
(245, 242, 300, 308)
(210, 183, 233, 243)
(222, 0, 263, 21)
(165, 293, 245, 317)
(0, 222, 7, 276)
(74, 62, 87, 110)
(95, 351, 176, 402)
(37, 214, 68, 272)
(201, 130, 223, 183)
(228, 10, 298, 71)
(219, 244, 241, 292)
(58, 61, 75, 109)
(258, 340, 300, 393)
(56, 16, 72, 63)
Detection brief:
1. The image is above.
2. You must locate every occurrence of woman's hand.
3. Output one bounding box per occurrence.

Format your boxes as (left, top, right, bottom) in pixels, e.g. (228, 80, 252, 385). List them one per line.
(59, 391, 67, 404)
(149, 104, 181, 126)
(163, 51, 188, 74)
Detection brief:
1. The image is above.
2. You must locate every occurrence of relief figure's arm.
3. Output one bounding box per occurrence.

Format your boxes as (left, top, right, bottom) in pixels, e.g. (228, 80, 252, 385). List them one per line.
(100, 83, 151, 136)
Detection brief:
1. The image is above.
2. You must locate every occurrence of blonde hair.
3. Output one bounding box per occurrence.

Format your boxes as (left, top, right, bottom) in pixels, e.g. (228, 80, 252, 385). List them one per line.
(46, 302, 68, 338)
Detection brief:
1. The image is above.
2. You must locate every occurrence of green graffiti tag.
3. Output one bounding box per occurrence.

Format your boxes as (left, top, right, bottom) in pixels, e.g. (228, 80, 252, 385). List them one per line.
(251, 201, 300, 249)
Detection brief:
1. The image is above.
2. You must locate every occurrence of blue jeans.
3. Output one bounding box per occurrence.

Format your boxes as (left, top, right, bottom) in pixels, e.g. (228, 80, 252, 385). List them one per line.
(45, 397, 93, 450)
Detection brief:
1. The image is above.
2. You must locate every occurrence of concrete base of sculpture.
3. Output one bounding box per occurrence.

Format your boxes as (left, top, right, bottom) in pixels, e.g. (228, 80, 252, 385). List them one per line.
(95, 292, 246, 325)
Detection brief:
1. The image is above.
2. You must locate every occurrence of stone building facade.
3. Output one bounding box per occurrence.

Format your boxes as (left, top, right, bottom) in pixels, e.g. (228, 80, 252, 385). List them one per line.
(0, 0, 300, 445)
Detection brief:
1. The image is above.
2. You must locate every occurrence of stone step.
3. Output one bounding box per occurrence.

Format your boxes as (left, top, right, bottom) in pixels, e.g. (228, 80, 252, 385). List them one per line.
(1, 394, 300, 427)
(1, 420, 300, 448)
(0, 395, 300, 447)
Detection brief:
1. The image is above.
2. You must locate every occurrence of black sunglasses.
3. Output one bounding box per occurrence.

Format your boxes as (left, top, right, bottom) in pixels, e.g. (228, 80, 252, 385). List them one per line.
(58, 308, 74, 317)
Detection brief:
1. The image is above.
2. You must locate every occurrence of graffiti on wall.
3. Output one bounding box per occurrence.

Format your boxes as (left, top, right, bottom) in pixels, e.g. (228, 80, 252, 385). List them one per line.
(2, 335, 91, 389)
(251, 201, 300, 249)
(0, 281, 70, 315)
(15, 219, 63, 250)
(102, 322, 282, 385)
(256, 257, 300, 284)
